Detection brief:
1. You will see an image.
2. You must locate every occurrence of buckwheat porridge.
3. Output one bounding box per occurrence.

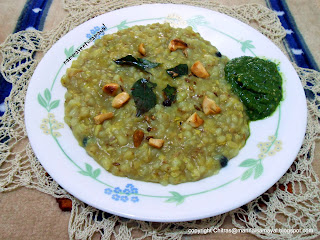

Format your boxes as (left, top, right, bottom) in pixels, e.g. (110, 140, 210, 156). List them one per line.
(61, 23, 250, 185)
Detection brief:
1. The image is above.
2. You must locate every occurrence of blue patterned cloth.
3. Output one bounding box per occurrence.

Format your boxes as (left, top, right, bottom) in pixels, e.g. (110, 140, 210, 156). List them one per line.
(0, 0, 52, 116)
(0, 0, 318, 116)
(265, 0, 319, 71)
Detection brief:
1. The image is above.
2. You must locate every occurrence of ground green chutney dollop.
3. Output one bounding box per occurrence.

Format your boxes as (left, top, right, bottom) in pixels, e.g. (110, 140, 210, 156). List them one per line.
(224, 56, 282, 121)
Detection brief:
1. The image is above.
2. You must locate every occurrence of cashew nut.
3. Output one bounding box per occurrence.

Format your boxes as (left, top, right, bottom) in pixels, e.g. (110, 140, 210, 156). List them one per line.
(94, 112, 114, 124)
(148, 138, 164, 149)
(186, 112, 204, 128)
(191, 61, 210, 78)
(202, 96, 221, 115)
(168, 39, 188, 51)
(102, 83, 119, 96)
(138, 43, 146, 56)
(112, 92, 130, 108)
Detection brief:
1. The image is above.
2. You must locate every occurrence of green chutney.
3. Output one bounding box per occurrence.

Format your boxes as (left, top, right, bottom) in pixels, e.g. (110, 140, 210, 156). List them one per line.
(224, 56, 283, 121)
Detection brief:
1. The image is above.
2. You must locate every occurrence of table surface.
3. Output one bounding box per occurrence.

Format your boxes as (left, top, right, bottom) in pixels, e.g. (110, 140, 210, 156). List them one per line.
(0, 0, 319, 239)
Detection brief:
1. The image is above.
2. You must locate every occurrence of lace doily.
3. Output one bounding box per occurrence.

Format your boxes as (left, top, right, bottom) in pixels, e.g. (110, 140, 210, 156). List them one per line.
(0, 1, 319, 239)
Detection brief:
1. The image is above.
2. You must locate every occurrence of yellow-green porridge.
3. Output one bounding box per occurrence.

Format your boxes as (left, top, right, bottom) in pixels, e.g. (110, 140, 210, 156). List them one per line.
(61, 23, 250, 185)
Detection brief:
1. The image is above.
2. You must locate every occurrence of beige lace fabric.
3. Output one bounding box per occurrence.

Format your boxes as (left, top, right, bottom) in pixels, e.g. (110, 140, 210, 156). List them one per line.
(1, 1, 319, 239)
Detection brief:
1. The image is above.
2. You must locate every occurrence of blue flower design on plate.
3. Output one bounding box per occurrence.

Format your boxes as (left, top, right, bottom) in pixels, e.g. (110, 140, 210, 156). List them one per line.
(121, 196, 129, 202)
(104, 184, 139, 203)
(126, 183, 134, 189)
(104, 188, 112, 195)
(86, 25, 105, 40)
(131, 188, 138, 194)
(114, 187, 122, 193)
(123, 189, 131, 195)
(112, 194, 120, 201)
(131, 196, 139, 203)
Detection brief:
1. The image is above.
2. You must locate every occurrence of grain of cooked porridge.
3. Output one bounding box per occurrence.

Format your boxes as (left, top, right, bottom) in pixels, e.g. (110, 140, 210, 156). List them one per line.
(61, 23, 250, 185)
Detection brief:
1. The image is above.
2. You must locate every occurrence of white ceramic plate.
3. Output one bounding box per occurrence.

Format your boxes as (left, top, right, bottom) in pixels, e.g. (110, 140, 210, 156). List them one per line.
(25, 4, 307, 222)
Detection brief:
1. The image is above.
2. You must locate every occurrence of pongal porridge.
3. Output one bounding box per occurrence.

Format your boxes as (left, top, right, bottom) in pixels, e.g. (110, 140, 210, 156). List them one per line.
(61, 23, 250, 185)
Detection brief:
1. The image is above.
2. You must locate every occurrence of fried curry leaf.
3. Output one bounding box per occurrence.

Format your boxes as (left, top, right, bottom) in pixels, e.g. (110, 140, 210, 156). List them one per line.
(114, 55, 160, 72)
(166, 64, 188, 78)
(137, 58, 160, 69)
(162, 84, 177, 107)
(131, 78, 157, 117)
